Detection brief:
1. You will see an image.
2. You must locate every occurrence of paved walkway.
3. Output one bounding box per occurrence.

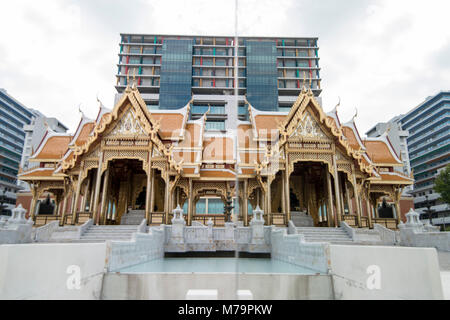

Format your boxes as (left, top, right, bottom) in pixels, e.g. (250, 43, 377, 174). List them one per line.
(437, 251, 450, 300)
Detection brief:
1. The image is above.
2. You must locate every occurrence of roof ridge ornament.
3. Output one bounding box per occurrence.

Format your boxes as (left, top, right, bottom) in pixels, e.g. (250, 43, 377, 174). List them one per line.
(78, 104, 88, 120)
(132, 69, 137, 89)
(352, 108, 358, 122)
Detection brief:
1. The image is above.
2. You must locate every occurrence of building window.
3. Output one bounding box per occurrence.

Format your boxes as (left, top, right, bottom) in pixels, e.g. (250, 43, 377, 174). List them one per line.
(205, 120, 225, 131)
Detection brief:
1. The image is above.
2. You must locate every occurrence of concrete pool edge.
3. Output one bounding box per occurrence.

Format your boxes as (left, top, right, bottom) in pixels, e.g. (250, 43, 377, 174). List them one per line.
(101, 272, 334, 300)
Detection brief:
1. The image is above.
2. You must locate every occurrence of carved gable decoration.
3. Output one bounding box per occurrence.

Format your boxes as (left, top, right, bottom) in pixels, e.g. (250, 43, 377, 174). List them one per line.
(289, 111, 328, 140)
(109, 108, 146, 137)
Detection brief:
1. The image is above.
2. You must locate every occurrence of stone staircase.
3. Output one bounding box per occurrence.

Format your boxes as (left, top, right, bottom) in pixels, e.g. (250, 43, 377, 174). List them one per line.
(296, 227, 354, 244)
(120, 210, 145, 225)
(79, 225, 138, 242)
(291, 211, 314, 227)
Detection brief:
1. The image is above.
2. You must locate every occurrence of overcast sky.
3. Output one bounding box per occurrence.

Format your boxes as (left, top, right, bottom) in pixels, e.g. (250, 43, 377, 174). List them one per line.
(1, 0, 449, 135)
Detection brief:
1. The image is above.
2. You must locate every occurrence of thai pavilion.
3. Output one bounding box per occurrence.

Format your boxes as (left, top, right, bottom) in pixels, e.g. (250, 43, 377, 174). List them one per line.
(17, 83, 413, 230)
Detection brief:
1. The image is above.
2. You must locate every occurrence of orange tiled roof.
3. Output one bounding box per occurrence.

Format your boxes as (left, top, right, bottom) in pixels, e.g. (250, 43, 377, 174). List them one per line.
(182, 167, 196, 175)
(364, 140, 401, 165)
(376, 172, 413, 184)
(177, 123, 203, 148)
(254, 114, 286, 140)
(75, 122, 95, 146)
(34, 135, 72, 160)
(342, 126, 361, 151)
(19, 168, 57, 179)
(200, 170, 235, 179)
(151, 113, 184, 140)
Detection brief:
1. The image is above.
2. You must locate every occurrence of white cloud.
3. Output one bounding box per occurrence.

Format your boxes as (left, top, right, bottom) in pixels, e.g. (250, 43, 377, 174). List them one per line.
(0, 0, 449, 135)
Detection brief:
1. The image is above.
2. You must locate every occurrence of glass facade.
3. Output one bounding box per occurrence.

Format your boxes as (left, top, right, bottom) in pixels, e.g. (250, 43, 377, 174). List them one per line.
(159, 39, 193, 109)
(245, 40, 279, 111)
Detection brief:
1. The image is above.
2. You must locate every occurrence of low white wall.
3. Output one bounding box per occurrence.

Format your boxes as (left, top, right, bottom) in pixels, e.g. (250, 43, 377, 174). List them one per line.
(0, 243, 106, 299)
(101, 273, 333, 300)
(271, 228, 330, 274)
(400, 229, 450, 252)
(329, 245, 444, 300)
(106, 228, 165, 272)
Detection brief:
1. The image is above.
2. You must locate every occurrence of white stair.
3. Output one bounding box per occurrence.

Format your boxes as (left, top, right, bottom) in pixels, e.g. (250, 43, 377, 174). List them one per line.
(120, 210, 145, 225)
(296, 227, 353, 244)
(79, 225, 138, 242)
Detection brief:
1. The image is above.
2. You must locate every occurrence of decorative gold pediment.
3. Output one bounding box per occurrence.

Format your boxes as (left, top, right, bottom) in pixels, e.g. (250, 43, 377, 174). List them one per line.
(289, 111, 328, 140)
(108, 108, 146, 137)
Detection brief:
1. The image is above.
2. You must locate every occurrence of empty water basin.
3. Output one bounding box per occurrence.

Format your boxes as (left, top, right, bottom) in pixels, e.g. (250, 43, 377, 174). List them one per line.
(117, 258, 322, 274)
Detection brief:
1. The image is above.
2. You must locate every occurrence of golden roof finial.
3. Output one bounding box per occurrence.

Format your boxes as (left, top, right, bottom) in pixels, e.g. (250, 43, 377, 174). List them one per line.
(78, 104, 85, 118)
(336, 96, 341, 110)
(132, 69, 137, 89)
(302, 71, 307, 90)
(352, 108, 358, 122)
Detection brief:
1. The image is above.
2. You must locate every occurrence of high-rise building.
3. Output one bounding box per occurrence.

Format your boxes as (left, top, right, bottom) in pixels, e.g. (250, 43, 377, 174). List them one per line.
(366, 115, 412, 193)
(0, 89, 35, 213)
(399, 91, 450, 224)
(115, 34, 321, 130)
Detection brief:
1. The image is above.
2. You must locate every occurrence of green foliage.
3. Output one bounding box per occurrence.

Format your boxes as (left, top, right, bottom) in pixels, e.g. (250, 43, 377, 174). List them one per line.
(434, 164, 450, 204)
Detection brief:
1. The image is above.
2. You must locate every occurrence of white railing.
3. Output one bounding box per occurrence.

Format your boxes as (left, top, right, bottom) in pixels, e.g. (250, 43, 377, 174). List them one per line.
(271, 228, 330, 274)
(106, 228, 165, 272)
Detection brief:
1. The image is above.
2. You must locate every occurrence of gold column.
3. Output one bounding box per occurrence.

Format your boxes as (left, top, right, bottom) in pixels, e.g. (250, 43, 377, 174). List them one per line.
(351, 168, 362, 228)
(332, 155, 342, 225)
(145, 149, 153, 224)
(92, 152, 104, 225)
(243, 179, 248, 226)
(365, 189, 373, 229)
(266, 177, 272, 225)
(71, 170, 83, 224)
(281, 174, 286, 215)
(394, 188, 403, 226)
(89, 174, 96, 212)
(100, 168, 110, 225)
(364, 185, 373, 229)
(187, 178, 193, 225)
(345, 179, 353, 216)
(326, 168, 335, 227)
(60, 192, 69, 226)
(29, 184, 38, 221)
(285, 167, 291, 223)
(81, 175, 91, 213)
(150, 169, 155, 212)
(164, 170, 170, 224)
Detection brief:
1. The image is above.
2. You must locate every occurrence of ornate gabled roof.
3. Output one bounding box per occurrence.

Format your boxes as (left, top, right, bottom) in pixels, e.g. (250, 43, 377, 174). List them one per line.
(30, 129, 72, 162)
(326, 99, 342, 128)
(341, 115, 366, 152)
(364, 134, 403, 166)
(247, 101, 288, 141)
(68, 114, 95, 148)
(275, 88, 373, 175)
(18, 167, 62, 180)
(150, 99, 192, 141)
(95, 98, 111, 124)
(369, 171, 414, 185)
(61, 86, 181, 172)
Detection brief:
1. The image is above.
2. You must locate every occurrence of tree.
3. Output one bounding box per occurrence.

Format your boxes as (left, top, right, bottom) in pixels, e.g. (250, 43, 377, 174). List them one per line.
(434, 164, 450, 205)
